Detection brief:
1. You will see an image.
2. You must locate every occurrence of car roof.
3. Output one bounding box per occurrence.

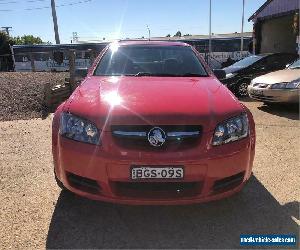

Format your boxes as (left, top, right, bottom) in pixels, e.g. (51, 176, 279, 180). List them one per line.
(112, 40, 191, 47)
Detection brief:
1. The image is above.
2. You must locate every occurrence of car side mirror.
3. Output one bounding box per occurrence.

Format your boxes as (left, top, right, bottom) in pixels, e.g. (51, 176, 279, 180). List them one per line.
(213, 69, 226, 80)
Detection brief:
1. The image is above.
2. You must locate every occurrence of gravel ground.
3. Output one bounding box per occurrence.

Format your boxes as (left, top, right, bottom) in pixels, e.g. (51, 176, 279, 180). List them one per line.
(0, 72, 68, 121)
(0, 100, 299, 249)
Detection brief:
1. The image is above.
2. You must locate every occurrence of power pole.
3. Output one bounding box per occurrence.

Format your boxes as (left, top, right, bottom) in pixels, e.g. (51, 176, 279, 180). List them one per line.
(1, 27, 12, 36)
(72, 32, 78, 43)
(147, 25, 151, 41)
(240, 0, 245, 52)
(51, 0, 60, 44)
(208, 0, 212, 64)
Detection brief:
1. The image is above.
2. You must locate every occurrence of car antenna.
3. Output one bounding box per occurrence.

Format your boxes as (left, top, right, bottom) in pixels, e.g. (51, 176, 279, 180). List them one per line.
(147, 25, 151, 41)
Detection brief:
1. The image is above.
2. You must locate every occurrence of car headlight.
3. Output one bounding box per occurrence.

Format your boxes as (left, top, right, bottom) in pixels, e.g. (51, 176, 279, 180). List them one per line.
(271, 79, 300, 89)
(212, 113, 249, 146)
(286, 78, 300, 89)
(226, 73, 237, 79)
(59, 112, 100, 145)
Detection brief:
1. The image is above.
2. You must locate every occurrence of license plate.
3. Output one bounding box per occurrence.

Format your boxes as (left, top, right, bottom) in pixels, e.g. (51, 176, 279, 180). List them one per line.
(131, 166, 184, 180)
(251, 89, 264, 96)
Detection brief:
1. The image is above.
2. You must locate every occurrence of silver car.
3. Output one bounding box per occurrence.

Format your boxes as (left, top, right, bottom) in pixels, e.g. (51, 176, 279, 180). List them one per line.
(248, 59, 300, 103)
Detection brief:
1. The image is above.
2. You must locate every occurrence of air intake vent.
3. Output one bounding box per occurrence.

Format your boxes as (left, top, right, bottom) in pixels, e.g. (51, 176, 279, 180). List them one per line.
(112, 181, 203, 199)
(67, 172, 101, 194)
(213, 171, 245, 193)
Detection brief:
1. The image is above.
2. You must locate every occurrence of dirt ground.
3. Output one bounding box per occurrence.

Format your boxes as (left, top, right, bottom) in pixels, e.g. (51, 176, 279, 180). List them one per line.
(0, 72, 67, 122)
(0, 100, 299, 249)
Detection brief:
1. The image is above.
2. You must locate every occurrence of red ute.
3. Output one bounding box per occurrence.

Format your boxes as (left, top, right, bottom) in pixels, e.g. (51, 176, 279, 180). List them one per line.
(52, 41, 255, 205)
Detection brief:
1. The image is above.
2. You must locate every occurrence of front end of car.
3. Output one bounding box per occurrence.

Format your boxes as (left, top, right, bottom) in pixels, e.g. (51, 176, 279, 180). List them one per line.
(52, 103, 255, 205)
(248, 78, 300, 103)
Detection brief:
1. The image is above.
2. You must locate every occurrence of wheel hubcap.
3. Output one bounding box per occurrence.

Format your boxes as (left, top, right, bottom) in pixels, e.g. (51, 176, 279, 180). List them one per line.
(239, 83, 249, 97)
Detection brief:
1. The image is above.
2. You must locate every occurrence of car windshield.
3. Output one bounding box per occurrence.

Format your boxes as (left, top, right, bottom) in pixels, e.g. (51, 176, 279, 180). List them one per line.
(288, 59, 300, 69)
(229, 55, 264, 68)
(94, 44, 208, 77)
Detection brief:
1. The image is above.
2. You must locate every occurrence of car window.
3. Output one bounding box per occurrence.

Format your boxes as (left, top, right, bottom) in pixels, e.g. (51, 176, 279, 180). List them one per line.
(271, 54, 296, 67)
(94, 45, 208, 77)
(253, 54, 284, 69)
(229, 55, 264, 68)
(258, 55, 277, 68)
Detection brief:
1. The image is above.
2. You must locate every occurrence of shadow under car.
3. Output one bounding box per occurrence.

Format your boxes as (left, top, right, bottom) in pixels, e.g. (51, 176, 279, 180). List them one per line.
(46, 176, 299, 249)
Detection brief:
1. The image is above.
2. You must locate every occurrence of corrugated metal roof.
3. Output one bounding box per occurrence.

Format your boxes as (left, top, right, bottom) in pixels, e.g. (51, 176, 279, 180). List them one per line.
(249, 0, 299, 21)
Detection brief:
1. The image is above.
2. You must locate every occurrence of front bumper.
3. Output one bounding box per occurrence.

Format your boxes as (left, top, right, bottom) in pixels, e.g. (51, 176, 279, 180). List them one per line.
(53, 130, 255, 205)
(248, 86, 300, 103)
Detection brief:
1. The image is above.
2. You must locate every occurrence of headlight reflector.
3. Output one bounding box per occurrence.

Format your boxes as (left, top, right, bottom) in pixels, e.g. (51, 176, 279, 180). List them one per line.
(212, 113, 249, 146)
(59, 112, 100, 145)
(286, 78, 300, 89)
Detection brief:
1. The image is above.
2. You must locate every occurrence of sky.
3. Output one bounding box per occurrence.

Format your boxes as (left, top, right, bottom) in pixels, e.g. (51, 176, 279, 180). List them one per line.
(0, 0, 266, 44)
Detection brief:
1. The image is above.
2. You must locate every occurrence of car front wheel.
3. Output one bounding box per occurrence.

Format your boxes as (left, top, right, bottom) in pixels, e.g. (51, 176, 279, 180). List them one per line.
(237, 80, 250, 97)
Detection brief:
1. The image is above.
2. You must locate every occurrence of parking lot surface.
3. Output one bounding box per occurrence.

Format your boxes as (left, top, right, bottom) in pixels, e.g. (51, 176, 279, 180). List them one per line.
(0, 100, 299, 249)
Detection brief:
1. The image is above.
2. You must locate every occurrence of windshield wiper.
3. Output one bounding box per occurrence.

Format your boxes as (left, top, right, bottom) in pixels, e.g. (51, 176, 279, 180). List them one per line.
(179, 73, 207, 77)
(134, 72, 178, 77)
(134, 72, 153, 76)
(134, 72, 207, 77)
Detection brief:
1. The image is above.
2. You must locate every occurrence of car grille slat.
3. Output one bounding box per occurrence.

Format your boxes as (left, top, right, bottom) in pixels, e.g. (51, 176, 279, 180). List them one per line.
(167, 131, 200, 138)
(111, 125, 202, 150)
(113, 131, 147, 138)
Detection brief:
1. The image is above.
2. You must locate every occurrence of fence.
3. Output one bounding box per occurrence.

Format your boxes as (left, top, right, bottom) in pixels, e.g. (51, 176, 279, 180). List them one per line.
(0, 45, 252, 72)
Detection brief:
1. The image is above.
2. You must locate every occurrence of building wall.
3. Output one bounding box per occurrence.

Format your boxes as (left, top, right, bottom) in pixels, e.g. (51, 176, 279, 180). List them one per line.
(260, 14, 297, 53)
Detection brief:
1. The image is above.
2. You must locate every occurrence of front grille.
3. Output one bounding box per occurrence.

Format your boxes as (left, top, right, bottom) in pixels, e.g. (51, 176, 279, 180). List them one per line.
(213, 171, 245, 193)
(111, 125, 201, 150)
(67, 172, 101, 194)
(112, 181, 203, 199)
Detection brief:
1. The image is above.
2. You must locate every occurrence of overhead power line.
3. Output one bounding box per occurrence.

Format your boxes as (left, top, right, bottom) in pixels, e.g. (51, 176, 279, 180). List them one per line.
(0, 0, 48, 5)
(0, 0, 92, 11)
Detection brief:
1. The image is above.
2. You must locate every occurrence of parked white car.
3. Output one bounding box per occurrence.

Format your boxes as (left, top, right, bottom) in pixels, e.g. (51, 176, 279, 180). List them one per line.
(248, 59, 300, 103)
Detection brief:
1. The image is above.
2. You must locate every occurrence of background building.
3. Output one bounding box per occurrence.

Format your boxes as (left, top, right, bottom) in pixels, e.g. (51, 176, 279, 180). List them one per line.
(11, 33, 252, 72)
(249, 0, 299, 55)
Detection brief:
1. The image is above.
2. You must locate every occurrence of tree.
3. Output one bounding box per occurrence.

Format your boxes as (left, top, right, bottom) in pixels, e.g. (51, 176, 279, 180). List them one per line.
(0, 32, 14, 71)
(0, 32, 13, 54)
(0, 33, 44, 71)
(184, 34, 191, 37)
(174, 31, 182, 37)
(12, 35, 43, 45)
(166, 34, 171, 37)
